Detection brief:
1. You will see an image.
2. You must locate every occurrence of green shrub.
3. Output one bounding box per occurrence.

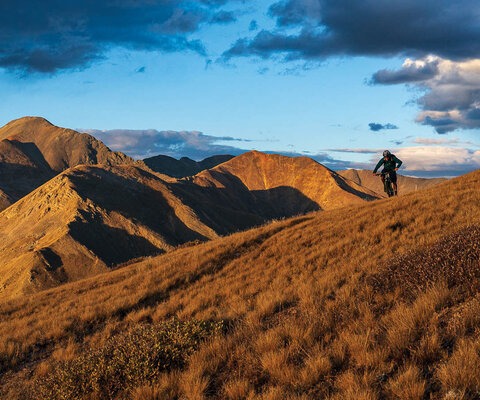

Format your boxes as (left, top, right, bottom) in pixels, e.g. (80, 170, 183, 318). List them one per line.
(34, 319, 224, 400)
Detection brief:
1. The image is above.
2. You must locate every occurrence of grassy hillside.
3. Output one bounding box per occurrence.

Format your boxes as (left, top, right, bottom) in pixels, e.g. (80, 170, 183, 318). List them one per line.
(0, 169, 479, 399)
(0, 164, 219, 299)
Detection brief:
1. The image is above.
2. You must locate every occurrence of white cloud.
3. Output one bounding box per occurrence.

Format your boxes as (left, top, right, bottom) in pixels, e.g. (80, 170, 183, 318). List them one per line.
(394, 146, 480, 173)
(374, 56, 480, 133)
(416, 58, 480, 133)
(413, 137, 464, 145)
(82, 128, 250, 160)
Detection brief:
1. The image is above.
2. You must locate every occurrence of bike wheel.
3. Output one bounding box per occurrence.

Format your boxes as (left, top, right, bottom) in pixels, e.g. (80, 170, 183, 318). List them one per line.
(387, 182, 394, 197)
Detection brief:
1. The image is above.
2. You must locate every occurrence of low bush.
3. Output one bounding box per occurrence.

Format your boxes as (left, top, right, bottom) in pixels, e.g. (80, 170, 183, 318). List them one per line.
(33, 318, 224, 400)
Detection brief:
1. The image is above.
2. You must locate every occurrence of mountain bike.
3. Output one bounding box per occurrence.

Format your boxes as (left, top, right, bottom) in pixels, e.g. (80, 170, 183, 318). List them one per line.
(377, 172, 395, 197)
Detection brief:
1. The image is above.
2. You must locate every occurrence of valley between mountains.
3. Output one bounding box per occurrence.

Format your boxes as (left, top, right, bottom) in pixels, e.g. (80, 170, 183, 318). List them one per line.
(0, 117, 478, 399)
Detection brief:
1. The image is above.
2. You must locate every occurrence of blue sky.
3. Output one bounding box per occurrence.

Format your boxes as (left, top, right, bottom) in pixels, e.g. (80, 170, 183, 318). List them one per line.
(1, 0, 480, 177)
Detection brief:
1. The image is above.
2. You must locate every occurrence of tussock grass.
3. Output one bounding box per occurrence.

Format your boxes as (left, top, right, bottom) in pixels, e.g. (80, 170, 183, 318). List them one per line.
(0, 170, 479, 398)
(437, 338, 480, 398)
(386, 365, 426, 399)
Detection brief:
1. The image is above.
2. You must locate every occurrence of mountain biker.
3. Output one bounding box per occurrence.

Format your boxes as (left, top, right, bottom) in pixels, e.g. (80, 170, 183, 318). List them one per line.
(372, 150, 403, 196)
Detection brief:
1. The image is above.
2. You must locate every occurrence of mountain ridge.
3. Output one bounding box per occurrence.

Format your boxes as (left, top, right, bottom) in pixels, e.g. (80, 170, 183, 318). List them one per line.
(0, 163, 221, 298)
(0, 117, 135, 171)
(194, 151, 379, 210)
(0, 149, 383, 299)
(0, 117, 446, 301)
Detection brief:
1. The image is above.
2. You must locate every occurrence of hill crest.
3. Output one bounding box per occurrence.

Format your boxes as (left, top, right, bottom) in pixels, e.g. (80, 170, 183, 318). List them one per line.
(194, 150, 379, 210)
(0, 116, 135, 172)
(0, 163, 220, 298)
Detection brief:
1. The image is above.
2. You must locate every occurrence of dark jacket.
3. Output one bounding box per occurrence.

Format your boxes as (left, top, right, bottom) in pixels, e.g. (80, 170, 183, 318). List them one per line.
(373, 154, 403, 173)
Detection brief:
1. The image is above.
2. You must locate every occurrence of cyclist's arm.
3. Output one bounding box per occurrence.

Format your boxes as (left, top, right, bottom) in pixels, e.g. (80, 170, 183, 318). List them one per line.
(393, 155, 403, 169)
(373, 159, 384, 174)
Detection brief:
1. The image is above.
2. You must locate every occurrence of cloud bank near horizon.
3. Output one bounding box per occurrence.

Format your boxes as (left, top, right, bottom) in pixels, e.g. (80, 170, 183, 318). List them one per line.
(395, 146, 480, 177)
(86, 127, 347, 168)
(85, 128, 250, 160)
(330, 144, 480, 178)
(85, 128, 479, 178)
(0, 0, 238, 73)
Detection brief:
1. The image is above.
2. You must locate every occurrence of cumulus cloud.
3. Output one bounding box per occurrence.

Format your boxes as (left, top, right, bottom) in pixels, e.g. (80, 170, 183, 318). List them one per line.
(219, 0, 480, 135)
(372, 58, 440, 84)
(223, 0, 480, 61)
(369, 123, 399, 132)
(0, 0, 238, 73)
(84, 128, 253, 160)
(373, 57, 480, 133)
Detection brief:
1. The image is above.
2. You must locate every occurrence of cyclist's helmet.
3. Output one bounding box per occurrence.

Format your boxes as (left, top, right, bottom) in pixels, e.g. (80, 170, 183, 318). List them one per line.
(383, 150, 391, 157)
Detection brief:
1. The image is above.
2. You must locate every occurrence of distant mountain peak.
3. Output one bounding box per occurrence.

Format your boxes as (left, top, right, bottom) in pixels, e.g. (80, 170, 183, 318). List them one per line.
(144, 154, 234, 178)
(195, 150, 378, 210)
(0, 116, 135, 172)
(0, 117, 139, 211)
(6, 116, 54, 126)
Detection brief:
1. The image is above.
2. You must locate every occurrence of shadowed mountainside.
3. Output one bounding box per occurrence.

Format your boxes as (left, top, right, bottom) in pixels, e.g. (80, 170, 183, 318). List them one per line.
(0, 164, 219, 299)
(0, 117, 137, 210)
(339, 168, 446, 197)
(0, 138, 56, 210)
(144, 154, 234, 177)
(0, 169, 478, 399)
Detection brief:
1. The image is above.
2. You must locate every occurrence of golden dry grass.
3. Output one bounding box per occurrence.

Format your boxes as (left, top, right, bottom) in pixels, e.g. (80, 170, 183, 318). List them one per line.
(0, 169, 479, 399)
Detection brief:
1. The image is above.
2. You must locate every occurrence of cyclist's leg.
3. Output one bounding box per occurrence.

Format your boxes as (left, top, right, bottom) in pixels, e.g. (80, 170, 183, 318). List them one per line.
(381, 174, 386, 192)
(390, 171, 398, 195)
